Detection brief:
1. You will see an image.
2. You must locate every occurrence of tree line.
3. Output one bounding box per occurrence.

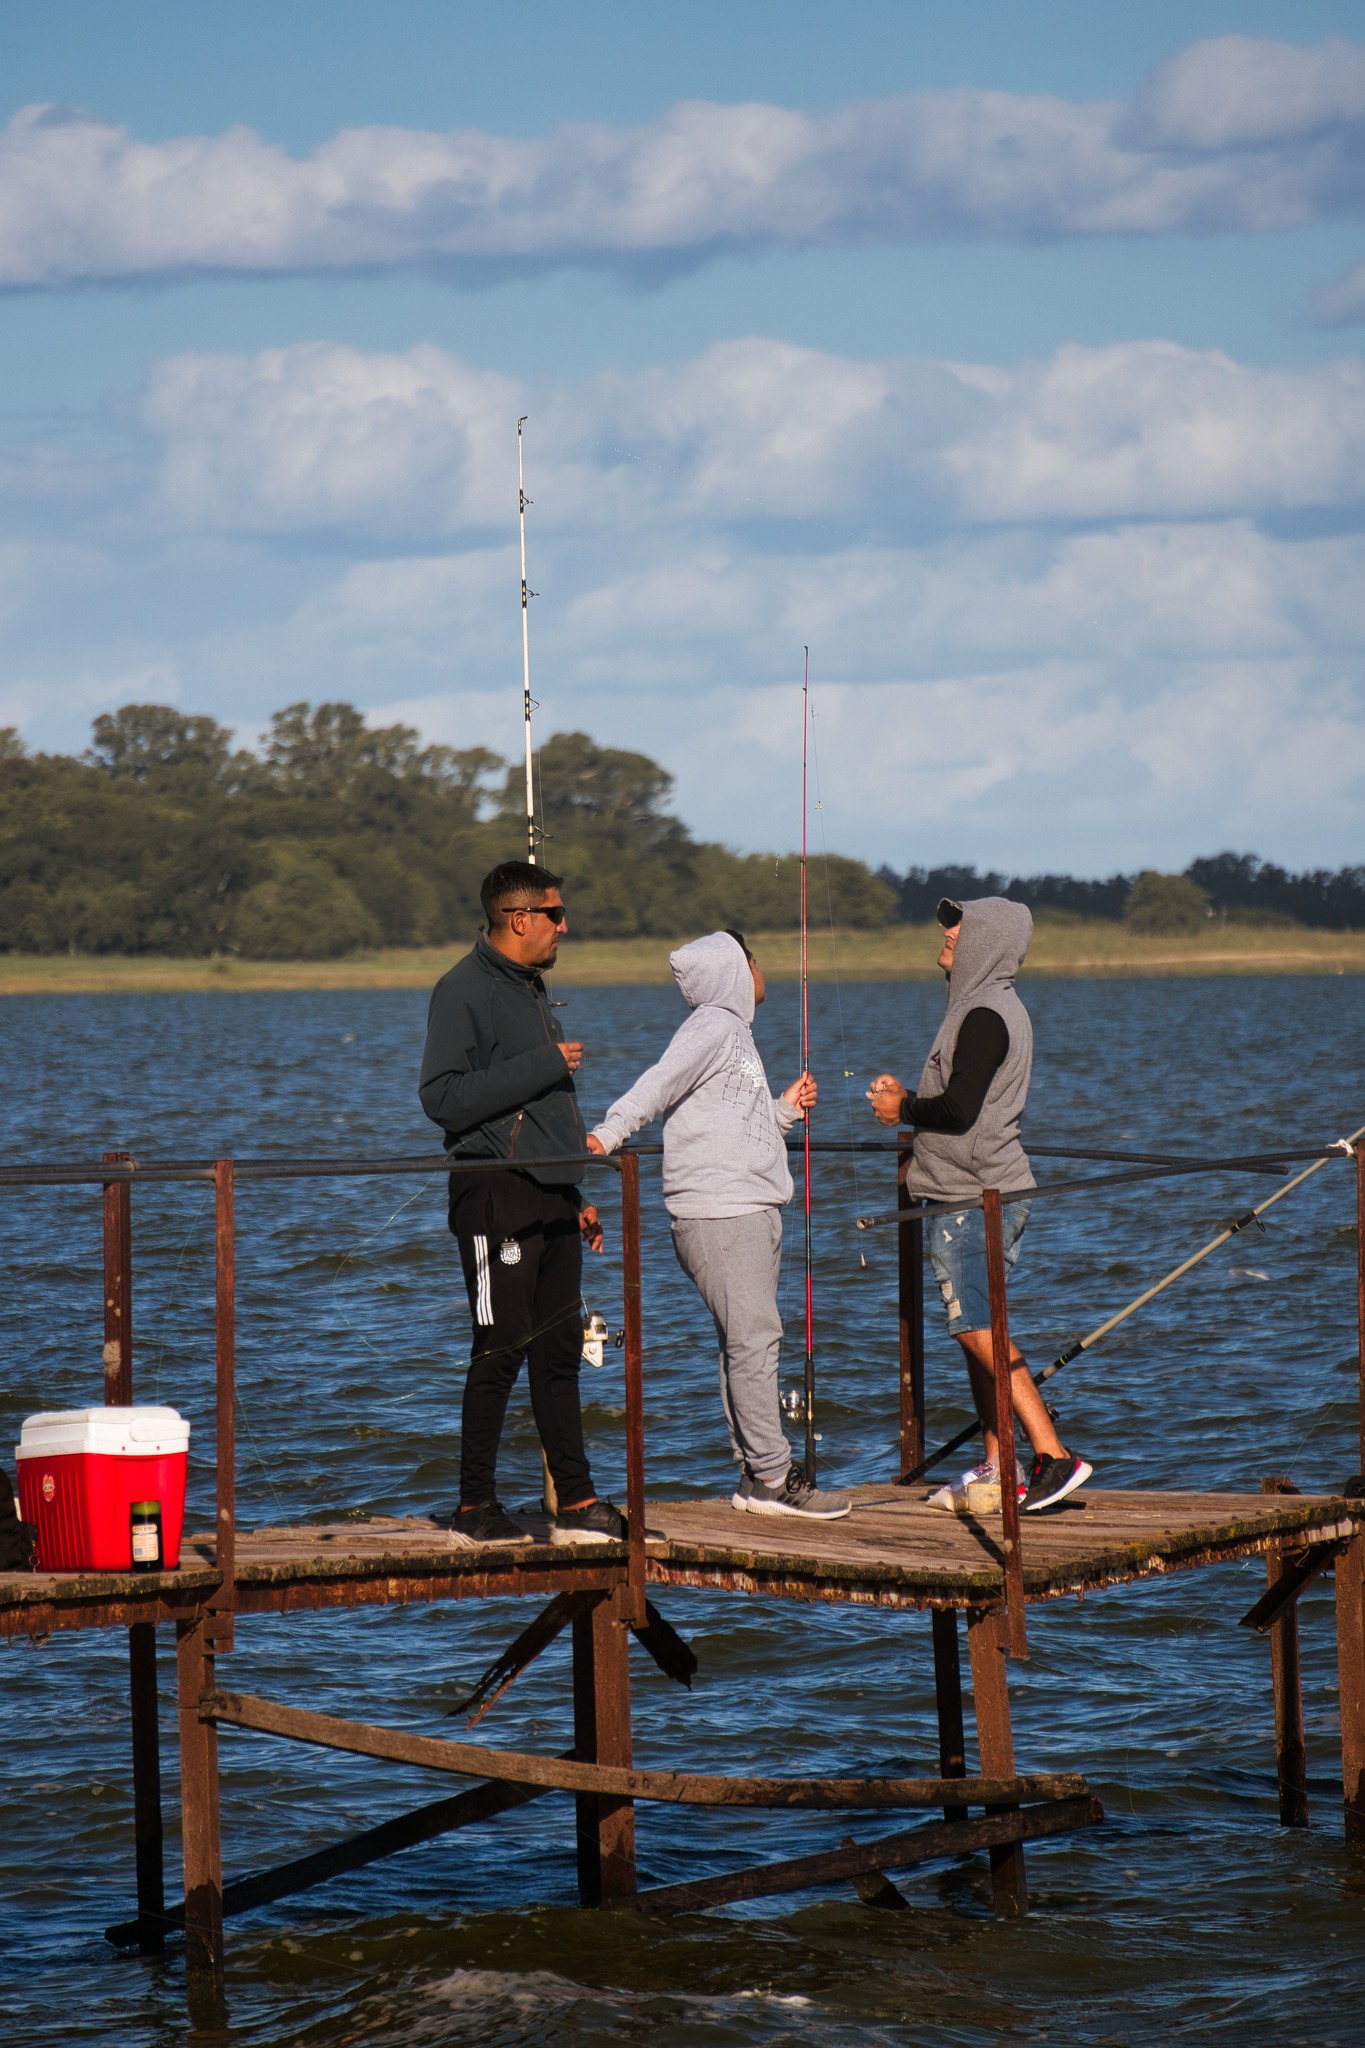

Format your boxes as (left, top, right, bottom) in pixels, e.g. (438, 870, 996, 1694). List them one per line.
(882, 856, 1365, 934)
(0, 703, 894, 957)
(1, 702, 1357, 957)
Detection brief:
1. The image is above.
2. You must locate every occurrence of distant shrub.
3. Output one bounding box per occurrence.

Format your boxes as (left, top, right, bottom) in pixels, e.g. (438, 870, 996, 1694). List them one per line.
(1124, 871, 1211, 935)
(230, 845, 379, 958)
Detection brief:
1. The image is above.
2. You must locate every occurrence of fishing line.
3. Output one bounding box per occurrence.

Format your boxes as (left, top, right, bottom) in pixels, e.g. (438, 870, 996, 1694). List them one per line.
(806, 685, 869, 1247)
(150, 1187, 212, 1402)
(897, 1124, 1365, 1487)
(799, 648, 816, 1476)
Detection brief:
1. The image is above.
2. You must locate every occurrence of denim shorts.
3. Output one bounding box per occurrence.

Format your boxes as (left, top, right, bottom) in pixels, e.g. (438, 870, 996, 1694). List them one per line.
(927, 1198, 1032, 1336)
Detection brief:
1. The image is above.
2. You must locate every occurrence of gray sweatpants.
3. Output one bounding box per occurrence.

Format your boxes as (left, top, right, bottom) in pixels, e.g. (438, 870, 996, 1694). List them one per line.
(670, 1209, 792, 1486)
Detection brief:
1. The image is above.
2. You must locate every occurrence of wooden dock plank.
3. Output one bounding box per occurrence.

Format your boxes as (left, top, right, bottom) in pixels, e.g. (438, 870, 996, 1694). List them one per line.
(1, 1489, 1359, 1635)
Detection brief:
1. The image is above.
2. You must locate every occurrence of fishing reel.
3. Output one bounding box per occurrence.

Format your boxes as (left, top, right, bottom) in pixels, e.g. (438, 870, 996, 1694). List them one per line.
(582, 1312, 624, 1369)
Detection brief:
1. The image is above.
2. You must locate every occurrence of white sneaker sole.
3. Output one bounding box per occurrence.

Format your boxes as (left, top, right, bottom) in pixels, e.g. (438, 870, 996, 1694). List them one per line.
(745, 1495, 852, 1520)
(1023, 1459, 1092, 1512)
(550, 1524, 627, 1546)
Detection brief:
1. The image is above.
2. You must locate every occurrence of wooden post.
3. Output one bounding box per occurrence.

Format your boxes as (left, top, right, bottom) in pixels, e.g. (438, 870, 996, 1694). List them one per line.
(619, 1152, 647, 1629)
(931, 1609, 968, 1823)
(212, 1161, 236, 1654)
(1335, 1527, 1365, 1851)
(103, 1152, 167, 1951)
(102, 1151, 133, 1405)
(982, 1189, 1027, 1658)
(1356, 1139, 1365, 1477)
(571, 1588, 636, 1903)
(176, 1614, 223, 1972)
(966, 1606, 1028, 1916)
(897, 1142, 924, 1478)
(128, 1623, 166, 1951)
(1261, 1476, 1308, 1828)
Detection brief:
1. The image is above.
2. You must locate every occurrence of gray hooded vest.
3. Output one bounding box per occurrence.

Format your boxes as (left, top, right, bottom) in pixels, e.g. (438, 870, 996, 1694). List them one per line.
(905, 896, 1036, 1202)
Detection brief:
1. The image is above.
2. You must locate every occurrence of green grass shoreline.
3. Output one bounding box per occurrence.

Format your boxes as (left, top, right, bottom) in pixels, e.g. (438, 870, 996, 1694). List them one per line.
(1, 919, 1363, 993)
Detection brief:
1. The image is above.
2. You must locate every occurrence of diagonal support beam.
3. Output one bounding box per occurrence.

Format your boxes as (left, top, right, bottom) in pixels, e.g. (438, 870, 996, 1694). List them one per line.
(630, 1600, 697, 1689)
(105, 1757, 565, 1946)
(1238, 1541, 1346, 1634)
(456, 1590, 600, 1728)
(621, 1796, 1104, 1916)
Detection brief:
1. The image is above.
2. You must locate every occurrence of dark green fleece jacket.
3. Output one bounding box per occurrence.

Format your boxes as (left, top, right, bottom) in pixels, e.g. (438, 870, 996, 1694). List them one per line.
(418, 934, 586, 1191)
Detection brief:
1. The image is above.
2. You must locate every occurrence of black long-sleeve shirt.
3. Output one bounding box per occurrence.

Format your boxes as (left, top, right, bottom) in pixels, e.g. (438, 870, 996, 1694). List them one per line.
(899, 1008, 1008, 1135)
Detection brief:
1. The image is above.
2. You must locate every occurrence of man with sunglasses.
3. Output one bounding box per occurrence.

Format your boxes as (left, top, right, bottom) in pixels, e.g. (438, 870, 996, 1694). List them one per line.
(419, 860, 624, 1547)
(867, 895, 1092, 1514)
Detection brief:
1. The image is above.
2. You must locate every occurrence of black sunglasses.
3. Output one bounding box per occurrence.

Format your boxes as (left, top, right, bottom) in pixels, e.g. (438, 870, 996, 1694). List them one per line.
(515, 902, 568, 925)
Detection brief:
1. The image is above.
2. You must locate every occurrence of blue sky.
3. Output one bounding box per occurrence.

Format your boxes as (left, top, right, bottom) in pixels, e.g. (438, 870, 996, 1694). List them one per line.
(2, 2, 1364, 874)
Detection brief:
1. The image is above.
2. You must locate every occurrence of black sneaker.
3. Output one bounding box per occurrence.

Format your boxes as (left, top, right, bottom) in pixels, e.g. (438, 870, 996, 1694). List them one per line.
(449, 1500, 534, 1545)
(1021, 1451, 1093, 1512)
(551, 1496, 629, 1546)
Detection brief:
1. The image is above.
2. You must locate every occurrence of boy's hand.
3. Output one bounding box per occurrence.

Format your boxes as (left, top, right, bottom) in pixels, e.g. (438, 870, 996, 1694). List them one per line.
(867, 1074, 906, 1126)
(585, 1134, 606, 1155)
(782, 1071, 817, 1113)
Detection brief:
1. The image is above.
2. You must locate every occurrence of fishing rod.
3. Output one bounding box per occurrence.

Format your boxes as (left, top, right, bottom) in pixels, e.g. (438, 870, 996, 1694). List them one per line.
(897, 1121, 1365, 1489)
(800, 647, 816, 1478)
(517, 415, 537, 865)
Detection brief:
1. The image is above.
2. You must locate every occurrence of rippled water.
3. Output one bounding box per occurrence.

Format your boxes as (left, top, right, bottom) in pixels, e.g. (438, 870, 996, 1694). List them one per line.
(1, 973, 1362, 2046)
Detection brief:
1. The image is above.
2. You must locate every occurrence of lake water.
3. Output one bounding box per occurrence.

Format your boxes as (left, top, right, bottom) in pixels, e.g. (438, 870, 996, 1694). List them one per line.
(0, 972, 1362, 2047)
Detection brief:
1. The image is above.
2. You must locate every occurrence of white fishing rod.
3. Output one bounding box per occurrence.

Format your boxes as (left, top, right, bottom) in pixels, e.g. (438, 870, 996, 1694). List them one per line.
(517, 415, 537, 865)
(899, 1121, 1365, 1487)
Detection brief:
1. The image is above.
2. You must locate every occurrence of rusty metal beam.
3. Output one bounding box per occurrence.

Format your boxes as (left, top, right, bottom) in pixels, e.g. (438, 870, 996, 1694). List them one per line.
(106, 1759, 566, 1946)
(205, 1687, 1087, 1810)
(897, 1141, 924, 1478)
(1239, 1539, 1345, 1635)
(983, 1188, 1026, 1659)
(622, 1795, 1103, 1916)
(102, 1150, 134, 1405)
(457, 1590, 598, 1728)
(967, 1606, 1027, 1918)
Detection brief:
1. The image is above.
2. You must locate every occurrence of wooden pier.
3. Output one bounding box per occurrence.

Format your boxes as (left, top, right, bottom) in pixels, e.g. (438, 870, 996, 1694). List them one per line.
(1, 1137, 1364, 1995)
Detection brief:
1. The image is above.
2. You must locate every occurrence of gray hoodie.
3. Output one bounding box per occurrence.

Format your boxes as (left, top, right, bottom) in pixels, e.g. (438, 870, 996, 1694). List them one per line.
(590, 932, 800, 1219)
(906, 896, 1036, 1202)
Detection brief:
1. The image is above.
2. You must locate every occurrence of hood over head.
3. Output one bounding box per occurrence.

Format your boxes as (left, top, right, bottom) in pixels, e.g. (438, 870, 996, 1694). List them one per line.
(670, 931, 755, 1023)
(946, 897, 1032, 1009)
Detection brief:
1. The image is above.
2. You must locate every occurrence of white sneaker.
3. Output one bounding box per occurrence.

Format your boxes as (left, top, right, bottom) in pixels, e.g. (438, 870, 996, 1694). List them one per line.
(927, 1461, 1000, 1514)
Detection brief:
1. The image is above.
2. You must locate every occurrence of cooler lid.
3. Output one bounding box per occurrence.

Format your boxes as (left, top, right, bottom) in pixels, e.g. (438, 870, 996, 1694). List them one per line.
(17, 1405, 191, 1459)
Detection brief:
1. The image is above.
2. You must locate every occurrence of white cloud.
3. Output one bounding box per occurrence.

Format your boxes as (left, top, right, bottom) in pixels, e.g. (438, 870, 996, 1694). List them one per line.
(8, 331, 1365, 872)
(2, 37, 1365, 291)
(139, 335, 1365, 537)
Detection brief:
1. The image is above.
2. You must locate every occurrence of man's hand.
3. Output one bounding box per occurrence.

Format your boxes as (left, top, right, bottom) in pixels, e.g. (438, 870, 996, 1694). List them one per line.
(782, 1071, 817, 1114)
(559, 1040, 585, 1073)
(580, 1203, 604, 1252)
(867, 1073, 907, 1126)
(585, 1133, 606, 1155)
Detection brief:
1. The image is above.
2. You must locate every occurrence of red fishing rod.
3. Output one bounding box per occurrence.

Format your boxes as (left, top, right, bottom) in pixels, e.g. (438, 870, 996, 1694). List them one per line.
(800, 647, 816, 1478)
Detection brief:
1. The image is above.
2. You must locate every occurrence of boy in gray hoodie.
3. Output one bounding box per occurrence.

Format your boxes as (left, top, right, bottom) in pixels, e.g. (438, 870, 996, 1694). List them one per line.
(869, 895, 1093, 1514)
(587, 930, 851, 1519)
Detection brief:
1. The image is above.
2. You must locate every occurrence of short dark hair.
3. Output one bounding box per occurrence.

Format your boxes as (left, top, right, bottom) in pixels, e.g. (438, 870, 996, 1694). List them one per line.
(724, 927, 753, 961)
(480, 860, 564, 925)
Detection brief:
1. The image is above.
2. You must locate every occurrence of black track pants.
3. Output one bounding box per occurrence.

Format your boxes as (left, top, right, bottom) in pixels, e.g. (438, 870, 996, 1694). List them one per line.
(449, 1171, 592, 1509)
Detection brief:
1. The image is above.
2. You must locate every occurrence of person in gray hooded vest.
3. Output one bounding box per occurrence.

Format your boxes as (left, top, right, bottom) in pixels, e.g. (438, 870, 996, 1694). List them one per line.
(586, 929, 852, 1520)
(868, 896, 1093, 1513)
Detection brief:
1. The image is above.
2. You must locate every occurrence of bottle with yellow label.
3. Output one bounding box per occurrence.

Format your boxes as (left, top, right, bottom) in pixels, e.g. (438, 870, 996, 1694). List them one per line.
(129, 1500, 163, 1572)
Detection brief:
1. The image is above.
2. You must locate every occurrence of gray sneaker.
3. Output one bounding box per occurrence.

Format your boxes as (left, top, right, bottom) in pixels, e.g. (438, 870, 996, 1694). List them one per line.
(744, 1463, 852, 1521)
(730, 1470, 756, 1510)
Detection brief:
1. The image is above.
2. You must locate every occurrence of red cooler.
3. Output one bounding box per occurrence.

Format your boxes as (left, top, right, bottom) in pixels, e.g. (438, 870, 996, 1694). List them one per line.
(16, 1407, 190, 1571)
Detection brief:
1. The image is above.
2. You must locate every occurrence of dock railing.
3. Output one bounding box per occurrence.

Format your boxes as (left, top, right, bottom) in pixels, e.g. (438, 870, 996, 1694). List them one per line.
(1, 1127, 1363, 1959)
(1, 1130, 1363, 1652)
